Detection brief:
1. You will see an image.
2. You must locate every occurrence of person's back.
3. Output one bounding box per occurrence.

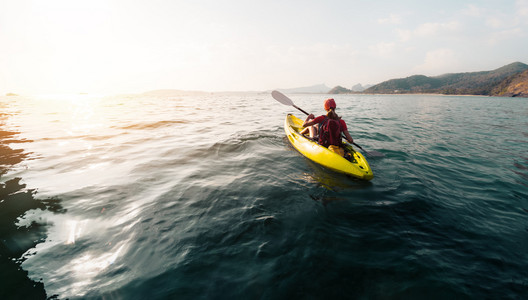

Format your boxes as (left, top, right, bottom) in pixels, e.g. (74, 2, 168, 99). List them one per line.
(318, 117, 342, 147)
(302, 98, 355, 157)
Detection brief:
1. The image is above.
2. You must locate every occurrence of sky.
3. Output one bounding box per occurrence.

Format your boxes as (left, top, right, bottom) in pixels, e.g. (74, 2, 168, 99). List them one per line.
(1, 0, 528, 95)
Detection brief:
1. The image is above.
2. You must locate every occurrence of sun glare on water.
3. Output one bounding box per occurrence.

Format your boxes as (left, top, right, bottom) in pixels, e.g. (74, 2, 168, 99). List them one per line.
(30, 94, 108, 135)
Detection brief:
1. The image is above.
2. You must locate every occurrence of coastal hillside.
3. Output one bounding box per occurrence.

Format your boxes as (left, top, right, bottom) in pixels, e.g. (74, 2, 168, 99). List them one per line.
(328, 85, 354, 94)
(491, 69, 528, 97)
(351, 62, 528, 96)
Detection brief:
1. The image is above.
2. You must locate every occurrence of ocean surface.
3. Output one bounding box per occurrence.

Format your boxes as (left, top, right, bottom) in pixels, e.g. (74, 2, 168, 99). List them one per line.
(1, 93, 527, 299)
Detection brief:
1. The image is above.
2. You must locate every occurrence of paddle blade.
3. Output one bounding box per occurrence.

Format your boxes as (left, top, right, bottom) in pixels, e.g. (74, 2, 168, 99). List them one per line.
(271, 90, 294, 106)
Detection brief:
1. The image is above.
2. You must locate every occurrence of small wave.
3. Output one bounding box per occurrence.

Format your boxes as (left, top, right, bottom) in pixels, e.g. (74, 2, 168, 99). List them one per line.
(206, 131, 284, 157)
(362, 131, 395, 142)
(0, 130, 34, 144)
(118, 120, 190, 130)
(513, 160, 528, 171)
(511, 157, 528, 187)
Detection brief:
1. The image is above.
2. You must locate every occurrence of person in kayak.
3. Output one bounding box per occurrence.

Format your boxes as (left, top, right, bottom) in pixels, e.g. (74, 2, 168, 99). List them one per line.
(301, 98, 354, 156)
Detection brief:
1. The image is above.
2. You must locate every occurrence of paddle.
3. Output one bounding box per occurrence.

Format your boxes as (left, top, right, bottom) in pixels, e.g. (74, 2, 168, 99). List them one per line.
(271, 90, 310, 116)
(271, 90, 384, 158)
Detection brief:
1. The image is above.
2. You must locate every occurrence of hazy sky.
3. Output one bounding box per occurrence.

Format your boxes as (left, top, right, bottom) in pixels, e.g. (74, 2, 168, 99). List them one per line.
(1, 0, 528, 95)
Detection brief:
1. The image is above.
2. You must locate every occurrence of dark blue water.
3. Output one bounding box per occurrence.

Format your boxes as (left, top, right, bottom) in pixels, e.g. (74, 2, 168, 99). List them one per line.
(1, 93, 527, 299)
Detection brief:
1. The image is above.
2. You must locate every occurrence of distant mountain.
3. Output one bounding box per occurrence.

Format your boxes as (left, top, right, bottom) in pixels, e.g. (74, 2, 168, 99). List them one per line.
(275, 84, 331, 94)
(328, 85, 354, 94)
(364, 62, 528, 96)
(328, 83, 374, 94)
(491, 69, 528, 97)
(351, 84, 364, 92)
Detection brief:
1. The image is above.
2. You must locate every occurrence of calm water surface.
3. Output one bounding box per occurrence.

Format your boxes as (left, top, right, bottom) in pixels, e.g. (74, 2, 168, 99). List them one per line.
(1, 93, 527, 299)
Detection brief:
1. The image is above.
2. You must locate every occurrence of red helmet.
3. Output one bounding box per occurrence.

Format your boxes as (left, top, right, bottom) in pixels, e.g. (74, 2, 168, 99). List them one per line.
(324, 98, 336, 111)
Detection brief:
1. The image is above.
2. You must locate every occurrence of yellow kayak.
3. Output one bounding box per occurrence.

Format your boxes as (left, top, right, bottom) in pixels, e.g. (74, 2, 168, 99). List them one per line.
(284, 114, 373, 180)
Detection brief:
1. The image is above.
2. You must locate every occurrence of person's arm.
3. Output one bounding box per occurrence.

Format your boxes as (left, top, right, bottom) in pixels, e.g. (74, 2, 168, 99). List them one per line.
(343, 130, 354, 144)
(303, 114, 315, 127)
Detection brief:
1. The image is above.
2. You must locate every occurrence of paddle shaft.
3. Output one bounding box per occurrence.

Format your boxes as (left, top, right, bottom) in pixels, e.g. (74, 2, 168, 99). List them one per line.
(351, 142, 365, 151)
(292, 104, 309, 116)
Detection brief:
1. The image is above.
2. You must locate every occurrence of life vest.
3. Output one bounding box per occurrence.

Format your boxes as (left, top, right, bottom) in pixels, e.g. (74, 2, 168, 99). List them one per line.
(318, 117, 342, 147)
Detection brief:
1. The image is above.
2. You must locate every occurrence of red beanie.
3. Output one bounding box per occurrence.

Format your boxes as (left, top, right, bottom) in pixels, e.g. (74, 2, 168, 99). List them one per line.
(324, 98, 336, 111)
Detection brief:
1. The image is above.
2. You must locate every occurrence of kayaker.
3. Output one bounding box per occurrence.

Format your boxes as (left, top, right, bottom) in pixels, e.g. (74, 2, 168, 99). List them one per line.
(301, 98, 354, 156)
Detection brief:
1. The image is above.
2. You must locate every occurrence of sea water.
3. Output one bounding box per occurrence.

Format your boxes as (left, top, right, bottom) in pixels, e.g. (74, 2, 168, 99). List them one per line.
(1, 93, 527, 299)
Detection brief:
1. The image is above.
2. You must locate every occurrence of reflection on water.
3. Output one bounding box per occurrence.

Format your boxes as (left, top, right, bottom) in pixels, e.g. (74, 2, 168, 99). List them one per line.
(0, 98, 65, 299)
(66, 220, 83, 245)
(303, 160, 371, 191)
(55, 243, 126, 297)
